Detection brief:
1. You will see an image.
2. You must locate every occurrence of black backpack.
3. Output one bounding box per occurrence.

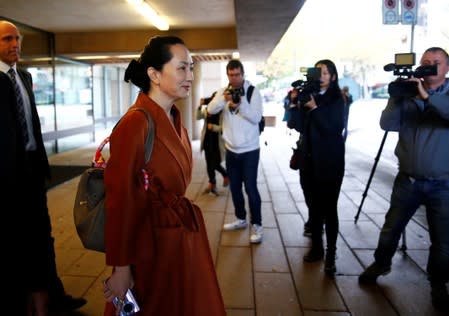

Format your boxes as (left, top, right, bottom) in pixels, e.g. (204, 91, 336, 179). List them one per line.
(246, 85, 265, 134)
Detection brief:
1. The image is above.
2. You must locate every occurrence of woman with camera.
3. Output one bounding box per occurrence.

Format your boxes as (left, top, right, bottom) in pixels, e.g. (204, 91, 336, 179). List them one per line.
(288, 59, 345, 276)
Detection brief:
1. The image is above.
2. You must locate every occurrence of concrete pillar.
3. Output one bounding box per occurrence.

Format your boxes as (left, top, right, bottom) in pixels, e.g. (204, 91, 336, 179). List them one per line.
(191, 62, 203, 140)
(176, 96, 192, 138)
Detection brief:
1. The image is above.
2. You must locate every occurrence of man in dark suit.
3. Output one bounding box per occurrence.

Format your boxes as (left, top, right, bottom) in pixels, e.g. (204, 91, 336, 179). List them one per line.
(0, 20, 86, 315)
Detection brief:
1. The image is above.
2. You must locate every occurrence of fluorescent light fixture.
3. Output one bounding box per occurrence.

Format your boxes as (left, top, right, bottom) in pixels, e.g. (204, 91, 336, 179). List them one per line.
(232, 51, 240, 59)
(126, 0, 169, 31)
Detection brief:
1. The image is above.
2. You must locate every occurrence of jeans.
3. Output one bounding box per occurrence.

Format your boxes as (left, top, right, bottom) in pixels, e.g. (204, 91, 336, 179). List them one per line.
(226, 149, 262, 225)
(374, 172, 449, 284)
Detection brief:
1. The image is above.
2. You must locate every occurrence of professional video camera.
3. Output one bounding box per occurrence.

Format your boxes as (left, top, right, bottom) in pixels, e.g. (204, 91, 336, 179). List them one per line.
(384, 52, 437, 98)
(225, 86, 245, 103)
(291, 67, 321, 104)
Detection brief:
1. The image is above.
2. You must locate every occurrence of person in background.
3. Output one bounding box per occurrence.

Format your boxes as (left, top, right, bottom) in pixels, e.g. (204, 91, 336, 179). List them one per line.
(341, 85, 353, 141)
(0, 20, 86, 316)
(282, 89, 299, 135)
(358, 47, 449, 312)
(288, 59, 345, 276)
(207, 59, 264, 244)
(102, 35, 226, 316)
(196, 91, 229, 195)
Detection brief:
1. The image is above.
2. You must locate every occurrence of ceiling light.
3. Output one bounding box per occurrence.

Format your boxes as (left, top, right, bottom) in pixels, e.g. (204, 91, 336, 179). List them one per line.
(126, 0, 169, 31)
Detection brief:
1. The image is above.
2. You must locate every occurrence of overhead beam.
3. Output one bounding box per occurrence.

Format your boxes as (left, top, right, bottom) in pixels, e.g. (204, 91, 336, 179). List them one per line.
(54, 27, 237, 56)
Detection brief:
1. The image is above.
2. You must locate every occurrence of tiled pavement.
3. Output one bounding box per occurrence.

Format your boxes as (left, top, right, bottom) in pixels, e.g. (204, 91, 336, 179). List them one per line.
(47, 111, 447, 315)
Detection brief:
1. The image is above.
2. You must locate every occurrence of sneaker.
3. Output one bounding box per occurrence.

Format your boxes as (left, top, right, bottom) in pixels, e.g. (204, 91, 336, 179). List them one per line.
(358, 262, 391, 284)
(204, 183, 218, 195)
(431, 283, 449, 312)
(250, 224, 263, 243)
(223, 219, 247, 231)
(223, 176, 229, 187)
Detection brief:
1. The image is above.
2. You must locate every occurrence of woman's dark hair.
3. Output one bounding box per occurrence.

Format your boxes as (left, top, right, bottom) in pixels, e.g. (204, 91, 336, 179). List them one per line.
(124, 36, 185, 93)
(314, 59, 341, 100)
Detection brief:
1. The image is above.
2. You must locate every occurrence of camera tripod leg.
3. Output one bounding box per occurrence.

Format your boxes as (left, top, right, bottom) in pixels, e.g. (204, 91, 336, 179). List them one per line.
(354, 131, 389, 223)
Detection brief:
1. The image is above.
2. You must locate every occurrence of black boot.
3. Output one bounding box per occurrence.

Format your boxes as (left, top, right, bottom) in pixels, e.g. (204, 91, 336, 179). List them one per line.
(304, 227, 324, 262)
(303, 247, 324, 262)
(324, 248, 336, 276)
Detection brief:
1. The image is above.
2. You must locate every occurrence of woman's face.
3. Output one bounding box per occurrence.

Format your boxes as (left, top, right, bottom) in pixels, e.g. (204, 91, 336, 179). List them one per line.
(316, 63, 333, 91)
(157, 44, 194, 100)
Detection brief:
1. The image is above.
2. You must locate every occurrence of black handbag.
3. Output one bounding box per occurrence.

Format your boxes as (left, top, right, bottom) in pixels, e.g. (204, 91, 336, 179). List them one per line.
(290, 136, 310, 171)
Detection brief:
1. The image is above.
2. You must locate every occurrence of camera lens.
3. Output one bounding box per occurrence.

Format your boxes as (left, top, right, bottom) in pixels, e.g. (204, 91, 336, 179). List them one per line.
(121, 302, 134, 315)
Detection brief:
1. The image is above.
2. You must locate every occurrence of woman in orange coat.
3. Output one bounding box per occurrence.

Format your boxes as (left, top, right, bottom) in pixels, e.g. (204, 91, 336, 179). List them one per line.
(102, 36, 226, 316)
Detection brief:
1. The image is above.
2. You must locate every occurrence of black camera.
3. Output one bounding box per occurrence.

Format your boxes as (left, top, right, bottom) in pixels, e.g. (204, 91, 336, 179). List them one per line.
(226, 86, 245, 103)
(384, 53, 437, 98)
(291, 67, 321, 104)
(202, 96, 213, 105)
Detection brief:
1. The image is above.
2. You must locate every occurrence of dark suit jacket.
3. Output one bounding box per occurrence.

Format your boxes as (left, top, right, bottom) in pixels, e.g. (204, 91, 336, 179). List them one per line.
(0, 68, 52, 292)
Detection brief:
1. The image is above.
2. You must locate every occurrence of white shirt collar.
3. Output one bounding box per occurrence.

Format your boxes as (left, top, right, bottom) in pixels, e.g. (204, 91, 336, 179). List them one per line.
(0, 60, 17, 74)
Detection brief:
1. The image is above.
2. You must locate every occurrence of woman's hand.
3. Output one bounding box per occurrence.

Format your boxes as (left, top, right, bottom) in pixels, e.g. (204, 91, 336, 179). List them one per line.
(303, 95, 318, 110)
(103, 265, 134, 315)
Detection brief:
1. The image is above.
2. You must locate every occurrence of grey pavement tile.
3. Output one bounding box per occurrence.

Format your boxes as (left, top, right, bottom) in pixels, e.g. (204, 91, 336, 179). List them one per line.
(271, 191, 298, 214)
(252, 228, 290, 273)
(216, 246, 253, 309)
(335, 275, 397, 316)
(286, 247, 347, 312)
(255, 272, 302, 316)
(226, 309, 255, 316)
(277, 214, 310, 247)
(339, 220, 381, 249)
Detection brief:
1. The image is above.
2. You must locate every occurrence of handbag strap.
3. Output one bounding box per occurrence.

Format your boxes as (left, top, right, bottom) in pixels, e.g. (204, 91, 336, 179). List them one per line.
(91, 107, 154, 168)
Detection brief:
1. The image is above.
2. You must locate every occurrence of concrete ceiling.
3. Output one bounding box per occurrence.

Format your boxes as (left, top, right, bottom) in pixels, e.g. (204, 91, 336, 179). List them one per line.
(0, 0, 305, 63)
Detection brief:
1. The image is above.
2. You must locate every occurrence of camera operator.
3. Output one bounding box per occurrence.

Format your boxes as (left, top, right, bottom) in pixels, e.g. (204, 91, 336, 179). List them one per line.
(359, 47, 449, 312)
(287, 59, 345, 276)
(207, 59, 264, 244)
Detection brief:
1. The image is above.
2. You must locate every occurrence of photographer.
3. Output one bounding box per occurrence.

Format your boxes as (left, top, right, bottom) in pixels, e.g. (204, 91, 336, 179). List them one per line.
(288, 59, 345, 276)
(359, 47, 449, 312)
(207, 59, 264, 243)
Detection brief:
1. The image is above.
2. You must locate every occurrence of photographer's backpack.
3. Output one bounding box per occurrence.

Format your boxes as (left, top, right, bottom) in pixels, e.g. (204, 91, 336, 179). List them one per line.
(73, 107, 154, 252)
(246, 85, 265, 134)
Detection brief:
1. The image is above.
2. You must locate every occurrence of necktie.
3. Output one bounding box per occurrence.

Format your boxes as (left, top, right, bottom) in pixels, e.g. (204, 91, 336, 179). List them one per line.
(8, 68, 30, 145)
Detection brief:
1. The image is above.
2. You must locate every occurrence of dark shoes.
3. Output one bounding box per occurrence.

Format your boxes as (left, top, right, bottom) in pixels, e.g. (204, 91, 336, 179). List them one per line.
(303, 225, 312, 237)
(324, 251, 336, 276)
(204, 183, 218, 195)
(303, 247, 324, 262)
(49, 294, 87, 314)
(358, 262, 391, 284)
(431, 283, 449, 312)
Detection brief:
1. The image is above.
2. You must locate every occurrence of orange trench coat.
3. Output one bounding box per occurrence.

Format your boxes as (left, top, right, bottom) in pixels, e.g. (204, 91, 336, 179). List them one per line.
(104, 93, 225, 315)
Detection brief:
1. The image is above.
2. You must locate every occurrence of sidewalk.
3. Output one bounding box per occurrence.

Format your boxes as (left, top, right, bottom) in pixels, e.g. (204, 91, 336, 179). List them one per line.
(47, 116, 444, 315)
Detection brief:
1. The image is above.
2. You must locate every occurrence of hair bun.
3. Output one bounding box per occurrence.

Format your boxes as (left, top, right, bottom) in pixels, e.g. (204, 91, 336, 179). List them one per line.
(124, 59, 142, 83)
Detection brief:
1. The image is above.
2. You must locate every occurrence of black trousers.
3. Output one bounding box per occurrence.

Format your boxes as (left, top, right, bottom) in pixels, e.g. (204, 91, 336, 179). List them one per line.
(300, 169, 343, 250)
(25, 151, 65, 297)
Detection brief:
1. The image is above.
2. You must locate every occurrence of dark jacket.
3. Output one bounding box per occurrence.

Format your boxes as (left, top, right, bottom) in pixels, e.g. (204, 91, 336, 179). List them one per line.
(0, 68, 52, 292)
(288, 92, 345, 181)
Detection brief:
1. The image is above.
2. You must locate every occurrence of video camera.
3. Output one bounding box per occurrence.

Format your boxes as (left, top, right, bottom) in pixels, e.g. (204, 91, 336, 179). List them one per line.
(291, 67, 321, 104)
(225, 86, 245, 103)
(384, 52, 437, 98)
